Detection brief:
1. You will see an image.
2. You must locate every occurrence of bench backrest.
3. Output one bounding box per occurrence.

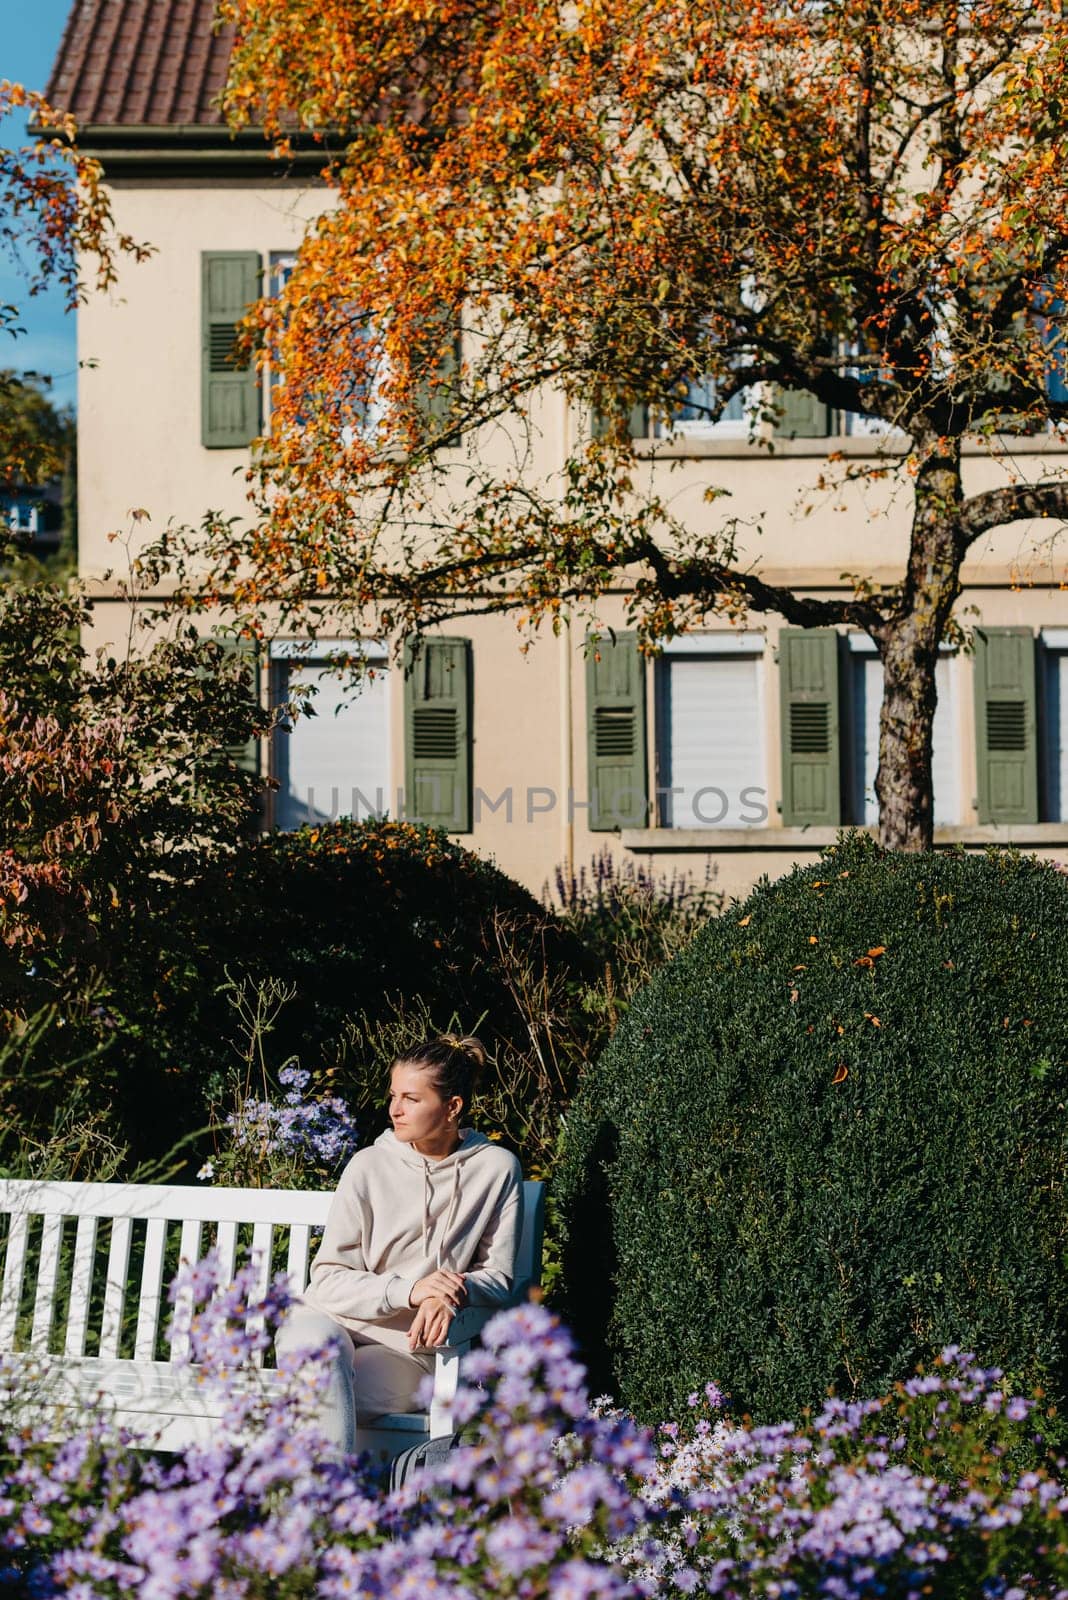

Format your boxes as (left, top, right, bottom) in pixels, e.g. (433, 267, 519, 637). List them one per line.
(0, 1177, 544, 1365)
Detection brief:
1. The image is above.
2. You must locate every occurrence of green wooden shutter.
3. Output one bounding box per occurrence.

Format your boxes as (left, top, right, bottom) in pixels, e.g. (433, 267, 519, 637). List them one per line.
(779, 628, 841, 825)
(414, 310, 462, 432)
(775, 386, 829, 438)
(404, 636, 472, 831)
(973, 626, 1038, 823)
(202, 252, 261, 448)
(222, 637, 262, 778)
(627, 401, 649, 438)
(591, 401, 648, 439)
(586, 631, 648, 830)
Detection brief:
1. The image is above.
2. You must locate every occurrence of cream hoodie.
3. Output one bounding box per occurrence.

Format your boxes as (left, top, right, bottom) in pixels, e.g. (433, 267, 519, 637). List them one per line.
(303, 1128, 524, 1352)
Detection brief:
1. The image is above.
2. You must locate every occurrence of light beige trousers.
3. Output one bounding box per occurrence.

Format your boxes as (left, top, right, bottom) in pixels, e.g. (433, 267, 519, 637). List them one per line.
(275, 1303, 434, 1453)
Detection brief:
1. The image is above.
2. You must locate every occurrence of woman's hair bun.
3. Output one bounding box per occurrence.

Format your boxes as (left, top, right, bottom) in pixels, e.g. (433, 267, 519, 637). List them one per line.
(439, 1033, 488, 1073)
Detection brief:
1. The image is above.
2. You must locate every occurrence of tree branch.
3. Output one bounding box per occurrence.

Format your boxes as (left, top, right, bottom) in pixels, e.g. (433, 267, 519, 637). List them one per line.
(628, 537, 886, 631)
(959, 480, 1068, 546)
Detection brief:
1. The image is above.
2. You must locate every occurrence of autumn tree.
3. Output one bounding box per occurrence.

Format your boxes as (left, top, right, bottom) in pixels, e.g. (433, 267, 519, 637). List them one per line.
(1, 80, 149, 554)
(211, 0, 1068, 849)
(0, 369, 70, 492)
(1, 80, 148, 434)
(0, 88, 267, 957)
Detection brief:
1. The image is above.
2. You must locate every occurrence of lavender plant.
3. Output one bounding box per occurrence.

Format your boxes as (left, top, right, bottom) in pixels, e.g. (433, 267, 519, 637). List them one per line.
(2, 1260, 1068, 1600)
(550, 847, 721, 1033)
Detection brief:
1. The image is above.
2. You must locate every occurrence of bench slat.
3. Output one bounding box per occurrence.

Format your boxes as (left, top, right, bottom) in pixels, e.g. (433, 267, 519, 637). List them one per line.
(246, 1221, 274, 1367)
(30, 1214, 64, 1353)
(0, 1214, 29, 1351)
(179, 1217, 202, 1273)
(286, 1224, 311, 1293)
(215, 1220, 238, 1284)
(100, 1217, 132, 1359)
(135, 1218, 168, 1361)
(0, 1181, 331, 1227)
(65, 1215, 99, 1358)
(169, 1218, 202, 1364)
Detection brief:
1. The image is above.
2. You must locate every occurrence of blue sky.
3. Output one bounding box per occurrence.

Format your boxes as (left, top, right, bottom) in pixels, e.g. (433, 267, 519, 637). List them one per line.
(2, 0, 82, 412)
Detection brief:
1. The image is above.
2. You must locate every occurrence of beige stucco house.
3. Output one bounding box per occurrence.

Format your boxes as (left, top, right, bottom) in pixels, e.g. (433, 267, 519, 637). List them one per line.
(50, 0, 1068, 902)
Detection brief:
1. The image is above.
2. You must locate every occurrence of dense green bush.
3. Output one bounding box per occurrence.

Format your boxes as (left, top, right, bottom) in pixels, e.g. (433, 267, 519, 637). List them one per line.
(113, 817, 590, 1165)
(555, 836, 1068, 1425)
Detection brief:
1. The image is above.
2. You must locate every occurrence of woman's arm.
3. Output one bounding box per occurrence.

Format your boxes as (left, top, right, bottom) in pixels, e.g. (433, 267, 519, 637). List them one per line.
(463, 1164, 525, 1307)
(306, 1179, 412, 1322)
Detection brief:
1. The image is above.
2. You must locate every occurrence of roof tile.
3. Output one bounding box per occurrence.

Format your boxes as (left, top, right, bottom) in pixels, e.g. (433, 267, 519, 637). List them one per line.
(46, 0, 233, 127)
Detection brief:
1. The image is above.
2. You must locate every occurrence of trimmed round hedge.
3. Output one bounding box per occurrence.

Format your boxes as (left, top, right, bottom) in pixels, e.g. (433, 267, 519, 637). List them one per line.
(555, 837, 1068, 1424)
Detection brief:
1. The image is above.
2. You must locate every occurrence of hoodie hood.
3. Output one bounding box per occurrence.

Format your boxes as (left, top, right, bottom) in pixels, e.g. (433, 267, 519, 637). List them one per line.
(372, 1127, 494, 1265)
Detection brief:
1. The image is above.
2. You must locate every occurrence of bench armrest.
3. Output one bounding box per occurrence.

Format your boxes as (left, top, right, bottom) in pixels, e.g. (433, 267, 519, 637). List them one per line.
(439, 1304, 498, 1351)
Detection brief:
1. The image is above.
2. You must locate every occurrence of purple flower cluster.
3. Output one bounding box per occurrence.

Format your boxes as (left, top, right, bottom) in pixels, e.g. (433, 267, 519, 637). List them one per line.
(224, 1065, 359, 1172)
(614, 1350, 1068, 1600)
(2, 1268, 1068, 1600)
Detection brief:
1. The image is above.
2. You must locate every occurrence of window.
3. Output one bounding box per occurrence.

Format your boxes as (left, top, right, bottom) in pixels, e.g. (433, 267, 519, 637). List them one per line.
(1033, 289, 1068, 407)
(6, 497, 40, 536)
(267, 253, 458, 442)
(845, 640, 960, 825)
(666, 375, 751, 439)
(655, 635, 767, 827)
(266, 253, 296, 419)
(841, 339, 893, 437)
(271, 641, 391, 829)
(268, 251, 387, 441)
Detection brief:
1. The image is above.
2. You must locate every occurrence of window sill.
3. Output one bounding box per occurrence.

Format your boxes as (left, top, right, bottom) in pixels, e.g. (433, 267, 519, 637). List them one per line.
(630, 432, 1068, 461)
(621, 823, 1068, 851)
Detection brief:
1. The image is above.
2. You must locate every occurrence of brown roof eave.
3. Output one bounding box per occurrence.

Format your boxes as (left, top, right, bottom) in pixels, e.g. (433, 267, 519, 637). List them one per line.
(33, 121, 330, 178)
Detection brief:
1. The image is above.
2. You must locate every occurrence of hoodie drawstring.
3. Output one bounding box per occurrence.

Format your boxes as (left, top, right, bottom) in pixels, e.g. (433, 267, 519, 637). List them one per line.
(422, 1158, 463, 1269)
(439, 1163, 462, 1270)
(422, 1162, 433, 1255)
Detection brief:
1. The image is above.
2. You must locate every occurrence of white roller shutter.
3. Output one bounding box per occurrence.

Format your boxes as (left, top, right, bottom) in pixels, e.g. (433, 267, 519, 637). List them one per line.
(853, 654, 958, 826)
(1043, 647, 1068, 820)
(274, 660, 390, 829)
(657, 653, 766, 827)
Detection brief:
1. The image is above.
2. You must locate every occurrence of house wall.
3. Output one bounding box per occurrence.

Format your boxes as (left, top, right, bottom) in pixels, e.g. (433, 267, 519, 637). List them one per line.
(79, 175, 1068, 903)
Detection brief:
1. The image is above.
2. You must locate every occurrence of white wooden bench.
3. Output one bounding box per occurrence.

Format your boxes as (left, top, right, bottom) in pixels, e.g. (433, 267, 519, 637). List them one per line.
(0, 1177, 544, 1455)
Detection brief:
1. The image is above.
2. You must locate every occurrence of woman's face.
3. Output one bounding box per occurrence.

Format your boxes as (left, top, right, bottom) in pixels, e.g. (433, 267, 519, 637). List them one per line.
(388, 1063, 462, 1153)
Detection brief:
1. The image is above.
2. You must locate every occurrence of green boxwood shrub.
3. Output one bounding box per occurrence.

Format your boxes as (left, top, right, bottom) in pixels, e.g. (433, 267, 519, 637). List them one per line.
(555, 837, 1068, 1425)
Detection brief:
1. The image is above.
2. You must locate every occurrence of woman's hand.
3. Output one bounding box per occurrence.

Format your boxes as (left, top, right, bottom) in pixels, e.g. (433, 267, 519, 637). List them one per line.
(408, 1295, 454, 1351)
(410, 1269, 467, 1310)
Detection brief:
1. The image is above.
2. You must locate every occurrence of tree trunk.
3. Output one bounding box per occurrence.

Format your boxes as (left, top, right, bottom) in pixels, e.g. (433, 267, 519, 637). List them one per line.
(874, 439, 965, 851)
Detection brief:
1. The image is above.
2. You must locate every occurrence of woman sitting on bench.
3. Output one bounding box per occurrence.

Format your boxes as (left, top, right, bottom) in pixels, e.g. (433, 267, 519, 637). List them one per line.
(276, 1034, 524, 1452)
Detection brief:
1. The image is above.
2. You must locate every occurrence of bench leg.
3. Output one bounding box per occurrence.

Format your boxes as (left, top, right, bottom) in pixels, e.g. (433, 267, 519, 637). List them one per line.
(429, 1340, 468, 1438)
